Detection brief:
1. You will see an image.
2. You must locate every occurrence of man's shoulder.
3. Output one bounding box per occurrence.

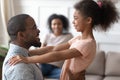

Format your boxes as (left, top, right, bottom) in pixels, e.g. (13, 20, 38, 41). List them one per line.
(13, 63, 34, 70)
(4, 63, 35, 77)
(3, 63, 38, 80)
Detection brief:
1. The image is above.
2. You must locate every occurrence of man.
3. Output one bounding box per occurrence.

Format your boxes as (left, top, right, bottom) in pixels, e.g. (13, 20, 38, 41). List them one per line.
(2, 14, 43, 80)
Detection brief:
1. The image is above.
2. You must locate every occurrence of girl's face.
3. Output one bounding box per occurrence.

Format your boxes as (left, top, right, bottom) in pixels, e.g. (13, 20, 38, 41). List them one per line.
(51, 18, 63, 36)
(73, 10, 88, 32)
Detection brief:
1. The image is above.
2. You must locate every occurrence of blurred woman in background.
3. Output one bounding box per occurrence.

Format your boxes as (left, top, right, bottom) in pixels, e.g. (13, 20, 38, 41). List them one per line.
(41, 14, 73, 79)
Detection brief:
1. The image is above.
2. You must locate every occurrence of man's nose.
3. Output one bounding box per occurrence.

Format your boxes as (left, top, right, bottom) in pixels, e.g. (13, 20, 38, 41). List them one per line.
(37, 29, 40, 33)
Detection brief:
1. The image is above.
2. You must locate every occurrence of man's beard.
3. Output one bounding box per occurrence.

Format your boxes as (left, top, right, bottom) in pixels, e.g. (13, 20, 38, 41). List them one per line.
(30, 41, 41, 47)
(25, 39, 42, 48)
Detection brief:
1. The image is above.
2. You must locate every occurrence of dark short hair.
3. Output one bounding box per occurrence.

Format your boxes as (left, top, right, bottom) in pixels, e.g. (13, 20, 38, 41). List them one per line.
(7, 14, 30, 41)
(47, 14, 70, 33)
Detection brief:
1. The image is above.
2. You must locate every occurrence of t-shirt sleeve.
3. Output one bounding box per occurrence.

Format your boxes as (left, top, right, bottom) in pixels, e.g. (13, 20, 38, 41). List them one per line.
(69, 39, 96, 57)
(75, 41, 96, 57)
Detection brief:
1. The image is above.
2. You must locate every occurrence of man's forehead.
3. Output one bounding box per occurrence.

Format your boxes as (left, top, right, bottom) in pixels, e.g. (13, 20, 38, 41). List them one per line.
(25, 17, 35, 25)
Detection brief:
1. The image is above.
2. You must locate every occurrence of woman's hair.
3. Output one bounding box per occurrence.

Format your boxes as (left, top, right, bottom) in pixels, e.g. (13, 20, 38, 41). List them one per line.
(47, 14, 70, 33)
(74, 0, 119, 31)
(7, 14, 30, 41)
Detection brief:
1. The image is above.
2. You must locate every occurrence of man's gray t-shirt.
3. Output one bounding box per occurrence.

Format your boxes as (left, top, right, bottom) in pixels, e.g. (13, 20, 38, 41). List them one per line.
(2, 43, 43, 80)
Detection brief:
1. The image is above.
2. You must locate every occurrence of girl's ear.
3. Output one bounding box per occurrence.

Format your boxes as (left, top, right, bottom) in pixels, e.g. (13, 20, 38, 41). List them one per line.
(87, 17, 92, 24)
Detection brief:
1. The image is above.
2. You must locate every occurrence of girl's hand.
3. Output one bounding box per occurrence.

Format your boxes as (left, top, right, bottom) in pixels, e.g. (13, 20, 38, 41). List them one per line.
(9, 55, 28, 65)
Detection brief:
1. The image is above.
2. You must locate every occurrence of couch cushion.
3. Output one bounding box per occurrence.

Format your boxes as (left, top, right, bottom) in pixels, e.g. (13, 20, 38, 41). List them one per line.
(104, 76, 120, 80)
(85, 75, 103, 80)
(105, 51, 120, 76)
(86, 51, 105, 75)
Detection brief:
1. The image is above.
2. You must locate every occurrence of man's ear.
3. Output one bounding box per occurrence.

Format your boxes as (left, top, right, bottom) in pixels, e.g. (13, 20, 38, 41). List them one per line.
(17, 32, 25, 39)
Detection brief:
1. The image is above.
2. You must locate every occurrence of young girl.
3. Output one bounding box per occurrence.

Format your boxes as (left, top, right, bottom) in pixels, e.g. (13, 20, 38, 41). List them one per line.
(9, 0, 119, 80)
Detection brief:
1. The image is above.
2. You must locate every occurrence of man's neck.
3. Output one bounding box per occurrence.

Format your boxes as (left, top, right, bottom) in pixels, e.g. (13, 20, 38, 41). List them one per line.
(11, 41, 30, 50)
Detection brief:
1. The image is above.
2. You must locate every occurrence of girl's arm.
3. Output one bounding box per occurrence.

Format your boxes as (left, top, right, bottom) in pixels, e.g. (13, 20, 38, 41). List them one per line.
(9, 42, 82, 65)
(28, 48, 82, 63)
(29, 42, 70, 55)
(29, 46, 53, 55)
(9, 47, 82, 65)
(53, 42, 70, 51)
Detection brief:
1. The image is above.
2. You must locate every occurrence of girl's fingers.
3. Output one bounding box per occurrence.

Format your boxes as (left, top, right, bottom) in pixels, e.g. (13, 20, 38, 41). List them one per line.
(8, 55, 21, 65)
(12, 59, 20, 65)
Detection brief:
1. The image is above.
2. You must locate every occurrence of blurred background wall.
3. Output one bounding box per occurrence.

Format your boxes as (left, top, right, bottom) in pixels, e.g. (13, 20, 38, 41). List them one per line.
(0, 0, 120, 52)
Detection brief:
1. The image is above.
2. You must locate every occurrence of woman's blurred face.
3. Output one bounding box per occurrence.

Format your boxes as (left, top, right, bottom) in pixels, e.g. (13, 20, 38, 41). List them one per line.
(51, 18, 63, 36)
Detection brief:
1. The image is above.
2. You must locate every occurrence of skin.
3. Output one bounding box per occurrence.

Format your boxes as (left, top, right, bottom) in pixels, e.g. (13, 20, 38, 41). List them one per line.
(51, 18, 63, 36)
(23, 17, 41, 48)
(9, 10, 95, 66)
(73, 10, 94, 39)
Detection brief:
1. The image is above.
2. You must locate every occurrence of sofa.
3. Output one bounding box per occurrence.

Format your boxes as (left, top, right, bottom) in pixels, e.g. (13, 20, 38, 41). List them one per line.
(45, 51, 120, 80)
(85, 51, 120, 80)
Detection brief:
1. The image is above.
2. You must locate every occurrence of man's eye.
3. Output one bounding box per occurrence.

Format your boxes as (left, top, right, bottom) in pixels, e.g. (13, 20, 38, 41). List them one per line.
(33, 26, 37, 29)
